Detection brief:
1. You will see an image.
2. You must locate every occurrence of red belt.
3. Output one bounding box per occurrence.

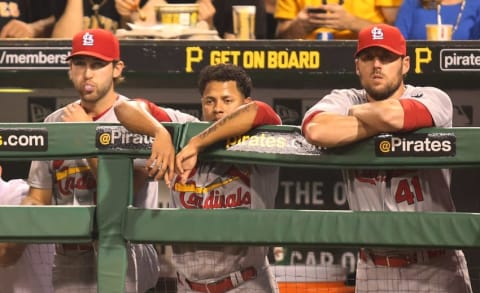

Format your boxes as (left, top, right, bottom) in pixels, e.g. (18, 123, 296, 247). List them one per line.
(186, 266, 257, 293)
(360, 249, 446, 267)
(56, 243, 94, 254)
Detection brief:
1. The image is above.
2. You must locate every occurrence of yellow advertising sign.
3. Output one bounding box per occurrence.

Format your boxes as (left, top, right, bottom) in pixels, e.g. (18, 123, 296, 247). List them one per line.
(186, 46, 320, 72)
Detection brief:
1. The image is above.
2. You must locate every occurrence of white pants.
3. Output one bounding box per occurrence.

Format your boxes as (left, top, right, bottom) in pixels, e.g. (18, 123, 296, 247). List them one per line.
(355, 249, 472, 293)
(176, 264, 279, 293)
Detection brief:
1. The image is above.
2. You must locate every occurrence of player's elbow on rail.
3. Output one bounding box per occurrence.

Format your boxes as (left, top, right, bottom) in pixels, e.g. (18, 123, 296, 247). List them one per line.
(303, 124, 338, 148)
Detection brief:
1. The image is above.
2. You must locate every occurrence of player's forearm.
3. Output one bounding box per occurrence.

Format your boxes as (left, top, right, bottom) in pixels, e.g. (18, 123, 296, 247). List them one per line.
(349, 99, 404, 132)
(304, 113, 376, 148)
(115, 101, 167, 137)
(22, 188, 52, 206)
(190, 102, 259, 151)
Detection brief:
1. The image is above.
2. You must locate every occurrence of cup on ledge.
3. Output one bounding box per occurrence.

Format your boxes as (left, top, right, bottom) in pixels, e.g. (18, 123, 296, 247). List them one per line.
(156, 4, 199, 27)
(425, 24, 453, 41)
(232, 5, 256, 40)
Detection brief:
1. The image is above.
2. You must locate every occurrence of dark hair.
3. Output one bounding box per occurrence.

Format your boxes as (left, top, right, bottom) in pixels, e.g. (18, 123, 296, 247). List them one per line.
(197, 64, 252, 98)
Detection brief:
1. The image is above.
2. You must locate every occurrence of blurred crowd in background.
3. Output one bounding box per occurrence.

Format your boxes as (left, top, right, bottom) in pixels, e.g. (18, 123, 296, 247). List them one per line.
(0, 0, 479, 41)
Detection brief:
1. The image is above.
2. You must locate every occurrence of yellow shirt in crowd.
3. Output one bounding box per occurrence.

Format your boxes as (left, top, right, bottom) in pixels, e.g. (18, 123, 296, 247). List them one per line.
(275, 0, 403, 39)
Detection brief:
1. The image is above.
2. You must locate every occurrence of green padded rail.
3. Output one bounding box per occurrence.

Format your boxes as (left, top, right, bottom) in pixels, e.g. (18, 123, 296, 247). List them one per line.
(123, 123, 480, 248)
(0, 123, 98, 159)
(0, 122, 477, 168)
(0, 206, 94, 242)
(179, 123, 478, 168)
(0, 122, 182, 159)
(124, 208, 480, 248)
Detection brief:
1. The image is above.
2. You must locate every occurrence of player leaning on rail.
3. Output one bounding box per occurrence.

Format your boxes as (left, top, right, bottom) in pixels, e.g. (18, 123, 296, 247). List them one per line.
(302, 23, 472, 293)
(115, 63, 282, 293)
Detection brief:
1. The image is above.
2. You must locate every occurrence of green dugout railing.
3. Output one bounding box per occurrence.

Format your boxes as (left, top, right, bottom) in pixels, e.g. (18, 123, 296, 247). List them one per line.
(0, 122, 479, 292)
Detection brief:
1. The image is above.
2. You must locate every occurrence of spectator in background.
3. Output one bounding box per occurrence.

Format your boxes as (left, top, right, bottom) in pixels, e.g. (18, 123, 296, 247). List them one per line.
(0, 0, 55, 38)
(275, 0, 401, 39)
(0, 165, 55, 293)
(51, 0, 159, 38)
(395, 0, 480, 40)
(164, 0, 267, 39)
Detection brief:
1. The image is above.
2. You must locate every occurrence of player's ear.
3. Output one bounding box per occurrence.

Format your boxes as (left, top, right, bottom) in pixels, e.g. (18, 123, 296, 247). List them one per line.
(67, 61, 73, 81)
(113, 60, 125, 78)
(402, 56, 410, 75)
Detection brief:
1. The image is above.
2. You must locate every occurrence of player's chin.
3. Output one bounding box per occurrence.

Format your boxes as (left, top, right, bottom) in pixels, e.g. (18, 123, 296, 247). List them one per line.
(82, 92, 98, 100)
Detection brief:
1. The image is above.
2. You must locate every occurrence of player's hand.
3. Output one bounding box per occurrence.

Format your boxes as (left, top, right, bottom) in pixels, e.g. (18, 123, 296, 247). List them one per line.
(175, 143, 199, 185)
(146, 130, 175, 184)
(61, 103, 93, 122)
(0, 20, 35, 38)
(115, 0, 140, 17)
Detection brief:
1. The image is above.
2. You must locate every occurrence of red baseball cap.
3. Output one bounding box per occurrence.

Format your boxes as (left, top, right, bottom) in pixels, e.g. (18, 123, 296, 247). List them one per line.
(355, 24, 406, 57)
(67, 29, 120, 62)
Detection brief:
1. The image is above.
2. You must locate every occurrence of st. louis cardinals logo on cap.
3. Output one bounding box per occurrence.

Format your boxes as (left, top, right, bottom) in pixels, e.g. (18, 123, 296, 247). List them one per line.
(66, 28, 120, 62)
(82, 32, 95, 46)
(355, 24, 406, 57)
(370, 26, 384, 40)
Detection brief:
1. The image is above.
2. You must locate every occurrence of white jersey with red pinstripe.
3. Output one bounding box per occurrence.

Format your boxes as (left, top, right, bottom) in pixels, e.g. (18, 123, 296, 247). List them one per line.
(26, 95, 163, 293)
(168, 104, 281, 293)
(302, 85, 472, 292)
(303, 86, 455, 212)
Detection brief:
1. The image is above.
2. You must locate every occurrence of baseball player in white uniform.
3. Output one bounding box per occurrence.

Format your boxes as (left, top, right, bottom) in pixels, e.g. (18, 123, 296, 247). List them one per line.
(115, 63, 282, 292)
(302, 24, 472, 293)
(28, 95, 161, 293)
(0, 166, 55, 293)
(0, 29, 163, 292)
